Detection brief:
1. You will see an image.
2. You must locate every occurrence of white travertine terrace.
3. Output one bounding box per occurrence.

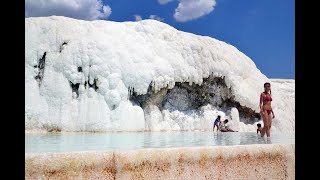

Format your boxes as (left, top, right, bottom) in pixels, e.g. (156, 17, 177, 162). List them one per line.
(25, 16, 295, 132)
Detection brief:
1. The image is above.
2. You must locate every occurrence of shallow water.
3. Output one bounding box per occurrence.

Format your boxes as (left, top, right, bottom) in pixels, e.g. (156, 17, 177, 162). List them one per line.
(25, 131, 295, 153)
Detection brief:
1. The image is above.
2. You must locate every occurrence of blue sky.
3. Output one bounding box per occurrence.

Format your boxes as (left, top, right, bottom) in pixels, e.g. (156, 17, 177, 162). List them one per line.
(25, 0, 295, 79)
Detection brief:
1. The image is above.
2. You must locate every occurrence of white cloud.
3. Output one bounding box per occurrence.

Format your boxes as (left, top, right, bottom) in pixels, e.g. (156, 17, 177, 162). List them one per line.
(25, 0, 112, 20)
(134, 14, 164, 22)
(174, 0, 216, 22)
(158, 0, 175, 5)
(158, 0, 216, 22)
(102, 6, 112, 18)
(134, 15, 142, 21)
(149, 15, 164, 22)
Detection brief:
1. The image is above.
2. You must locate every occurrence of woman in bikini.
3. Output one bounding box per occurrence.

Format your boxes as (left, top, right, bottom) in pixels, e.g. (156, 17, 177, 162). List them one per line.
(259, 82, 275, 137)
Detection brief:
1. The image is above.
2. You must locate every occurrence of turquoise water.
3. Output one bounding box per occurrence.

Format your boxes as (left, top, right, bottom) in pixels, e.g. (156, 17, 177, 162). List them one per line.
(25, 132, 295, 153)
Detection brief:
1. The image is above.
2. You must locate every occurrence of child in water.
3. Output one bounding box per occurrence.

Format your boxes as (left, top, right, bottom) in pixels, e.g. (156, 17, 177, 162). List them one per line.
(213, 115, 221, 132)
(257, 123, 262, 134)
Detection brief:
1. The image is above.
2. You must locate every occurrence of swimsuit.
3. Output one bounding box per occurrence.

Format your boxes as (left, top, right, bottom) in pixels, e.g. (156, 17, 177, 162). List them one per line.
(265, 109, 272, 115)
(263, 94, 272, 115)
(264, 94, 272, 101)
(214, 119, 219, 126)
(220, 123, 227, 130)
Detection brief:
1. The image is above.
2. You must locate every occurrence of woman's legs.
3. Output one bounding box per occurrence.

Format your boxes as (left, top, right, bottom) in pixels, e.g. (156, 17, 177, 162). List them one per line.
(266, 113, 272, 137)
(261, 111, 268, 137)
(226, 128, 237, 132)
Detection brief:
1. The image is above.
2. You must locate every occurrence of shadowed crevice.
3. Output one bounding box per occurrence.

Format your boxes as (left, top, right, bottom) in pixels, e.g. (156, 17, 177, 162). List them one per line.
(34, 52, 47, 87)
(130, 75, 260, 124)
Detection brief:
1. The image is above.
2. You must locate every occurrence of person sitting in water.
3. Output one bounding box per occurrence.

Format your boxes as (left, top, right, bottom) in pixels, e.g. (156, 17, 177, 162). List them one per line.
(219, 119, 238, 132)
(257, 123, 262, 134)
(213, 115, 221, 132)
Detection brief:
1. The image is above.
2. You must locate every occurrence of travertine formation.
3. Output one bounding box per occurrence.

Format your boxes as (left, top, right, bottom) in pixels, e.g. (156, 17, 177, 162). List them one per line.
(26, 16, 295, 132)
(26, 144, 295, 179)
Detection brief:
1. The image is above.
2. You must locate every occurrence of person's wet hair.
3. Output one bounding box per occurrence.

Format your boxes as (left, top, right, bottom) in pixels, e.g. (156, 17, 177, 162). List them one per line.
(257, 123, 261, 127)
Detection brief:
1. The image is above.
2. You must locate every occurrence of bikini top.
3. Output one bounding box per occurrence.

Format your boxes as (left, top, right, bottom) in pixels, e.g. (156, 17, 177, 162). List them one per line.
(264, 93, 272, 101)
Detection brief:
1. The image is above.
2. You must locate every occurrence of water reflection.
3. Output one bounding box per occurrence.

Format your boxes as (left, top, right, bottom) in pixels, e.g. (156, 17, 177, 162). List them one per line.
(25, 132, 294, 153)
(259, 137, 272, 144)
